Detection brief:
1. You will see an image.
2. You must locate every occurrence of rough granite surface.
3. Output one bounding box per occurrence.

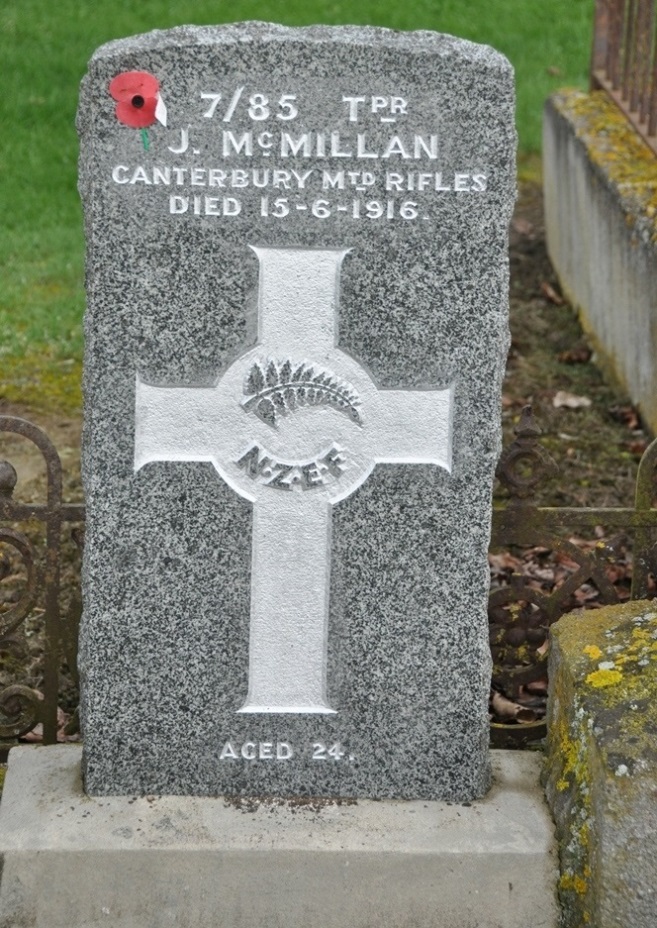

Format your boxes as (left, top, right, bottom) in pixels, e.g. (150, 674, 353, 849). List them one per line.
(77, 22, 516, 799)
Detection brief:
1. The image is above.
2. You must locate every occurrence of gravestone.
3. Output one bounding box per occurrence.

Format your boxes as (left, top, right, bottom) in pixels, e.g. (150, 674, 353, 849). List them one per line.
(77, 22, 516, 801)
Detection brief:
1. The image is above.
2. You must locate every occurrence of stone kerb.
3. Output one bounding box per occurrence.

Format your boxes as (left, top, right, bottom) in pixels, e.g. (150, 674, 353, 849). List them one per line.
(545, 601, 657, 928)
(77, 23, 516, 800)
(543, 90, 657, 432)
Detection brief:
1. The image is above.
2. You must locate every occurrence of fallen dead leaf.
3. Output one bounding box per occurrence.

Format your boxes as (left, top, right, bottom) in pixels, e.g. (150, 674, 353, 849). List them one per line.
(540, 281, 564, 305)
(20, 705, 80, 743)
(511, 217, 534, 237)
(524, 679, 548, 696)
(558, 346, 592, 364)
(626, 439, 649, 456)
(490, 690, 538, 723)
(489, 552, 523, 573)
(553, 390, 592, 409)
(609, 404, 642, 430)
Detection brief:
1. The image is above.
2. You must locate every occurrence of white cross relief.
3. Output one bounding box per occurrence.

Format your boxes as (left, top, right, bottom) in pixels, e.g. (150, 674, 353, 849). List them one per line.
(134, 247, 453, 714)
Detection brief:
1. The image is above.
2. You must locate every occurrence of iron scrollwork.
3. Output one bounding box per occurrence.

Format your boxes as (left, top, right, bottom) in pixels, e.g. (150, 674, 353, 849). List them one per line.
(0, 416, 84, 746)
(491, 406, 657, 745)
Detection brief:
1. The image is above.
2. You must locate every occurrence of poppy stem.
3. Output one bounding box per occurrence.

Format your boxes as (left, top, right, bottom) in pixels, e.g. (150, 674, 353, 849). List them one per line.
(140, 128, 150, 152)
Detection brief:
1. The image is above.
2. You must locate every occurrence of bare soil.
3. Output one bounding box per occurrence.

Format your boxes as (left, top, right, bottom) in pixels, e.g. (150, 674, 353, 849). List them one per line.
(502, 184, 650, 509)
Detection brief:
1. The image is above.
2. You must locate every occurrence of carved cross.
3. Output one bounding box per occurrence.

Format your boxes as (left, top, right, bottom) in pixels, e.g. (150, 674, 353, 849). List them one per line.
(134, 247, 453, 714)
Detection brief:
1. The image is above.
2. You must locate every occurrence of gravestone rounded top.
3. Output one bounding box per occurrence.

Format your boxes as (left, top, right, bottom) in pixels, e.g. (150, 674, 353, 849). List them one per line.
(88, 22, 513, 71)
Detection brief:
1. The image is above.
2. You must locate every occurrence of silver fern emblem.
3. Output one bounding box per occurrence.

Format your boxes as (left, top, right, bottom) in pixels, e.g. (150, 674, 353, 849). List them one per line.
(242, 358, 362, 428)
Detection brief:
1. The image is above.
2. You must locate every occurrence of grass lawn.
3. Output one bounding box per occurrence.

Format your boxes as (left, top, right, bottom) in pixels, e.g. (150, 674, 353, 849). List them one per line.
(0, 0, 593, 412)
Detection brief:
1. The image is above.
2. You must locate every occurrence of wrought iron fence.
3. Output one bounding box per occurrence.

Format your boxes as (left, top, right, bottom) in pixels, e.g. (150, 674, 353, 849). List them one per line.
(0, 416, 84, 748)
(490, 406, 657, 744)
(1, 410, 657, 750)
(591, 0, 657, 154)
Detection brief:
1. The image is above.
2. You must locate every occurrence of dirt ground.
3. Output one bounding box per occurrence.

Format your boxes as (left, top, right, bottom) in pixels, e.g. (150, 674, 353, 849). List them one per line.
(503, 183, 651, 508)
(0, 180, 653, 734)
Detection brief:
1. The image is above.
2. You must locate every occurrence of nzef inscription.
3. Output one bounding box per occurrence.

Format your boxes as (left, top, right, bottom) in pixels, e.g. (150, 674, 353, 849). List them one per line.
(237, 443, 346, 491)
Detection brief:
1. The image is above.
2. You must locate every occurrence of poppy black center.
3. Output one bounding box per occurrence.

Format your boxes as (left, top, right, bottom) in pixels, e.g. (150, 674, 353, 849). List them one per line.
(131, 95, 145, 108)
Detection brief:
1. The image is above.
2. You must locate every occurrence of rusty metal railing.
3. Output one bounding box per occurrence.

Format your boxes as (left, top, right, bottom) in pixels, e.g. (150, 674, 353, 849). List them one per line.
(591, 0, 657, 154)
(0, 417, 84, 747)
(490, 406, 657, 745)
(2, 411, 657, 749)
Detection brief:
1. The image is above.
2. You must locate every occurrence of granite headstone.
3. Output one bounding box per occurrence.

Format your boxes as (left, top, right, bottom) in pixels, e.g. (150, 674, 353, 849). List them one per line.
(77, 23, 515, 801)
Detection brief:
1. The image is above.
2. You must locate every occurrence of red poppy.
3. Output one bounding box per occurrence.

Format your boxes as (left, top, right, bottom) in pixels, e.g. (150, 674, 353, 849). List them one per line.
(109, 71, 160, 129)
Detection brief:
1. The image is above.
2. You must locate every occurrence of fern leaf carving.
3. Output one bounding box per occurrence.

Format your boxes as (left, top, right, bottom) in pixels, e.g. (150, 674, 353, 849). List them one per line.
(245, 364, 265, 394)
(242, 358, 362, 428)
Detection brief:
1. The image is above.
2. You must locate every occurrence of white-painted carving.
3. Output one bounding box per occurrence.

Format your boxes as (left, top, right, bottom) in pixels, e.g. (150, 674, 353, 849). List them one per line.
(236, 442, 346, 491)
(219, 740, 294, 761)
(242, 359, 362, 428)
(168, 127, 188, 153)
(134, 247, 454, 714)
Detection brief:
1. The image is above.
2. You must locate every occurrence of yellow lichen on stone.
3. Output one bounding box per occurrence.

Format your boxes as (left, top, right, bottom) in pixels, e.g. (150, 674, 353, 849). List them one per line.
(585, 667, 623, 688)
(547, 681, 594, 924)
(583, 645, 603, 660)
(560, 872, 589, 895)
(555, 723, 578, 791)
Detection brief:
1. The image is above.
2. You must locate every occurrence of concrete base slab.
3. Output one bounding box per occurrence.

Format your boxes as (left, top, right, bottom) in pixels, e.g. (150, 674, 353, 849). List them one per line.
(0, 746, 557, 928)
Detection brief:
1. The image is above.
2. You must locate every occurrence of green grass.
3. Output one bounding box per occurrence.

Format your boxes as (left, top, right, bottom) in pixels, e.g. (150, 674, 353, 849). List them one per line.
(0, 1, 592, 411)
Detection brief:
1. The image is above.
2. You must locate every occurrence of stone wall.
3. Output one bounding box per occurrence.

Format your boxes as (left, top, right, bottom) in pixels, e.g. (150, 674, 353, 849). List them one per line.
(543, 90, 657, 432)
(545, 600, 657, 928)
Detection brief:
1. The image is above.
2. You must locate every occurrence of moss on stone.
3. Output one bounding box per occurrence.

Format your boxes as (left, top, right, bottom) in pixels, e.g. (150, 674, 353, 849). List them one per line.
(550, 90, 657, 241)
(546, 601, 657, 927)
